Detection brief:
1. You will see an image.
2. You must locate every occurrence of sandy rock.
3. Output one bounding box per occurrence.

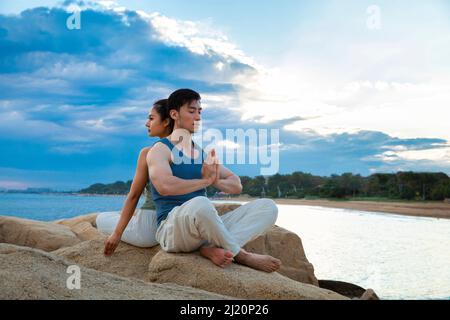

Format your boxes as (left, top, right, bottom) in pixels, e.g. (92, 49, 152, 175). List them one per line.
(54, 213, 98, 228)
(244, 225, 319, 285)
(214, 203, 242, 215)
(319, 280, 367, 299)
(53, 239, 160, 281)
(70, 221, 106, 241)
(0, 243, 231, 300)
(214, 203, 318, 286)
(0, 216, 81, 251)
(360, 289, 380, 300)
(147, 250, 348, 300)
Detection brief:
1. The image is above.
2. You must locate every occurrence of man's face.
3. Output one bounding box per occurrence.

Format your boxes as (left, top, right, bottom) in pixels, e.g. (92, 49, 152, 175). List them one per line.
(175, 99, 202, 133)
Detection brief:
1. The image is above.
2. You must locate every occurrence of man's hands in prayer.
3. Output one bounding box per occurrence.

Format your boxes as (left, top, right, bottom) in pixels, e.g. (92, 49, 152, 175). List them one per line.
(201, 149, 219, 186)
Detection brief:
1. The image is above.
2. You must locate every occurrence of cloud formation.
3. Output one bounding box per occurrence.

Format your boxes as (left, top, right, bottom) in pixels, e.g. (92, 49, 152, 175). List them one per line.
(0, 1, 448, 189)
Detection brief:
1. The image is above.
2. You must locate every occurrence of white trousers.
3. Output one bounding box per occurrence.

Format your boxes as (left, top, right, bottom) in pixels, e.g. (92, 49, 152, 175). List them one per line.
(96, 209, 159, 247)
(155, 196, 278, 257)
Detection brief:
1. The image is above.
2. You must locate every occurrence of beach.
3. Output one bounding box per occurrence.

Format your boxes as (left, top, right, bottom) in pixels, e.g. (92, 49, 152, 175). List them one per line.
(73, 193, 450, 220)
(215, 196, 450, 220)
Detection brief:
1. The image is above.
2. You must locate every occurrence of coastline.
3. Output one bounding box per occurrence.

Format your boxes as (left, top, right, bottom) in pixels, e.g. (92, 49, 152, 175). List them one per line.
(7, 192, 449, 220)
(213, 196, 450, 220)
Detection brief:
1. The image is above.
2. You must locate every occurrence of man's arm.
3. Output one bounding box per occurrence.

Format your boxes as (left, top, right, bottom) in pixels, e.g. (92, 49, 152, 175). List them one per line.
(147, 143, 214, 196)
(212, 164, 242, 194)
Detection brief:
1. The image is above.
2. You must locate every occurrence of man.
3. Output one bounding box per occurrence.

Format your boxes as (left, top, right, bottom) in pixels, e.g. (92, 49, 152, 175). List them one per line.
(147, 89, 281, 272)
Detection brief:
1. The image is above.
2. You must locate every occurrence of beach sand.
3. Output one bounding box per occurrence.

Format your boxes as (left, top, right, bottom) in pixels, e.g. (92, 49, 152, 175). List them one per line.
(214, 196, 450, 220)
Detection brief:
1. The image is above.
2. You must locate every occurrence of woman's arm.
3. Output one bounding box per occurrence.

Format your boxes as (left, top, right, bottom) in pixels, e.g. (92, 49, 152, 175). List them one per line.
(104, 147, 150, 256)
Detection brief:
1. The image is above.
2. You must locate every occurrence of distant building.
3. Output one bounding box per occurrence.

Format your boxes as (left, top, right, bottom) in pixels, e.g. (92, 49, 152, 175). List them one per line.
(26, 188, 53, 193)
(211, 191, 231, 199)
(7, 188, 53, 194)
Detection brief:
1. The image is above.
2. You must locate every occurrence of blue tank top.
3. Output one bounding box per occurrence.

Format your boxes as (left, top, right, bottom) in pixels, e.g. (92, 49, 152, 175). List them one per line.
(150, 137, 207, 226)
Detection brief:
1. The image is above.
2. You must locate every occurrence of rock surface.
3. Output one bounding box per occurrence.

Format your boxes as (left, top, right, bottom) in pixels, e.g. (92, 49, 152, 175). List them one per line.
(53, 239, 160, 282)
(0, 243, 231, 300)
(69, 221, 106, 241)
(243, 225, 318, 285)
(318, 280, 367, 299)
(214, 203, 318, 285)
(1, 205, 379, 300)
(147, 250, 347, 300)
(214, 203, 242, 215)
(54, 213, 99, 228)
(53, 238, 347, 300)
(0, 216, 81, 251)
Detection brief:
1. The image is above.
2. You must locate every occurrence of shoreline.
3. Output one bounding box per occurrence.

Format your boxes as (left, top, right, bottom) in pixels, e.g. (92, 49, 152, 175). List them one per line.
(213, 196, 450, 220)
(4, 192, 449, 220)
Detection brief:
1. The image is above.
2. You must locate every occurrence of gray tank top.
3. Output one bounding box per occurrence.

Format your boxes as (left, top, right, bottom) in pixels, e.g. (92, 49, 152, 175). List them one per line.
(140, 182, 155, 210)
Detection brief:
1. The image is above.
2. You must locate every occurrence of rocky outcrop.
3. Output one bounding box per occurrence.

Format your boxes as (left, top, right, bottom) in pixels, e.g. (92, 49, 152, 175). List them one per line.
(360, 289, 380, 300)
(243, 225, 318, 285)
(54, 213, 105, 241)
(215, 203, 318, 285)
(54, 213, 99, 228)
(52, 206, 318, 286)
(0, 213, 106, 252)
(214, 203, 242, 215)
(147, 250, 347, 300)
(52, 239, 346, 300)
(0, 216, 81, 251)
(68, 221, 106, 241)
(53, 239, 160, 282)
(1, 206, 378, 300)
(0, 243, 231, 300)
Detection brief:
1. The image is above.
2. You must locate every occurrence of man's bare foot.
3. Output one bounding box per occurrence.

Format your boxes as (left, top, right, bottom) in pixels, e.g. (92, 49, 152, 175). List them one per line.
(199, 246, 234, 268)
(234, 249, 281, 273)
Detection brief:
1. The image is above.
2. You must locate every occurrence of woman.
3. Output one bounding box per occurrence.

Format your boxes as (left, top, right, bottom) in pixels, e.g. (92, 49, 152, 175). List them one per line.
(98, 99, 173, 256)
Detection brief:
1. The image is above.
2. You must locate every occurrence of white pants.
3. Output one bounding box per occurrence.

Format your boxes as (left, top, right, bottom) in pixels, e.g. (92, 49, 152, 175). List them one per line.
(96, 209, 158, 247)
(155, 196, 278, 257)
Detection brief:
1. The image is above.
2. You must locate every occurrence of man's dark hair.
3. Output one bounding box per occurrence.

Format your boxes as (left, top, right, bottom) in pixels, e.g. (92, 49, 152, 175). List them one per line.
(168, 89, 201, 114)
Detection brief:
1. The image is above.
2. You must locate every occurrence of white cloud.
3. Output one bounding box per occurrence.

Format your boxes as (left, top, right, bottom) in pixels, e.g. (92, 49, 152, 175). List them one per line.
(35, 61, 131, 83)
(49, 143, 95, 155)
(137, 11, 260, 69)
(390, 145, 450, 164)
(216, 139, 240, 149)
(227, 1, 450, 153)
(0, 180, 29, 189)
(363, 143, 450, 171)
(3, 2, 449, 174)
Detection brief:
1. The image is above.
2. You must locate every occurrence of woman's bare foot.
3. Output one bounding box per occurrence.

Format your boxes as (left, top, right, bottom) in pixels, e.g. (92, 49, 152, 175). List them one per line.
(199, 246, 234, 268)
(234, 249, 281, 273)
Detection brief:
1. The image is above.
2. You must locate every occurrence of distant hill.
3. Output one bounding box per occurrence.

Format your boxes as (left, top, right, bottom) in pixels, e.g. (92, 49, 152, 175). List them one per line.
(77, 171, 450, 201)
(78, 180, 133, 195)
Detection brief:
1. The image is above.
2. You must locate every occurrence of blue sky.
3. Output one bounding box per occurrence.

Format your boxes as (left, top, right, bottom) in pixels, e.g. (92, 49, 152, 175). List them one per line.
(1, 0, 449, 190)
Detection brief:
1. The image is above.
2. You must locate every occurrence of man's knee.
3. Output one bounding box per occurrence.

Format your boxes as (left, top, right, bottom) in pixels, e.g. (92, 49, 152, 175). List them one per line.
(188, 196, 217, 219)
(256, 198, 278, 224)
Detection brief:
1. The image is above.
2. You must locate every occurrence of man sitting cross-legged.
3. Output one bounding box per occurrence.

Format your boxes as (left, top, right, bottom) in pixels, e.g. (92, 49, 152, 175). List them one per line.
(147, 88, 281, 272)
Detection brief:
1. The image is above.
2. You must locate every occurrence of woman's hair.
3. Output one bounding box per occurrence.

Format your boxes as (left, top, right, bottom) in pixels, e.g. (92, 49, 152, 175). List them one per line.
(153, 99, 174, 132)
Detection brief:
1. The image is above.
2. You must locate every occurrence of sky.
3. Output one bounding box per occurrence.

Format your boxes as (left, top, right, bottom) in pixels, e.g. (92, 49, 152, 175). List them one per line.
(0, 0, 449, 190)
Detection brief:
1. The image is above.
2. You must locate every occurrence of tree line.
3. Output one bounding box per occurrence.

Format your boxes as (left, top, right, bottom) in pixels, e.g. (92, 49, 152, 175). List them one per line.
(78, 171, 450, 201)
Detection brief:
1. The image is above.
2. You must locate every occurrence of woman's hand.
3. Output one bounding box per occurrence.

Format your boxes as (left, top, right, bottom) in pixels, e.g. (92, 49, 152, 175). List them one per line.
(104, 232, 122, 256)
